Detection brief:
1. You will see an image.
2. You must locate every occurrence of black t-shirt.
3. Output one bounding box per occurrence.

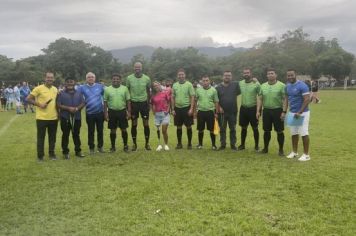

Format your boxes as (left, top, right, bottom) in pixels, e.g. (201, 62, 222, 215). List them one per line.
(216, 81, 241, 113)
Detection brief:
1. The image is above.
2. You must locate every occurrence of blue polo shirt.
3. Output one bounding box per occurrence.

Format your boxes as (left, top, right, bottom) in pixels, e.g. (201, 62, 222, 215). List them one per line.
(57, 89, 84, 120)
(79, 83, 104, 115)
(286, 80, 310, 113)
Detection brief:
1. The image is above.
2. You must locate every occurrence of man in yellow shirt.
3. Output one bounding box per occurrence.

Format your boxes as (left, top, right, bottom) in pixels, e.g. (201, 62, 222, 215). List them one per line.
(27, 72, 58, 161)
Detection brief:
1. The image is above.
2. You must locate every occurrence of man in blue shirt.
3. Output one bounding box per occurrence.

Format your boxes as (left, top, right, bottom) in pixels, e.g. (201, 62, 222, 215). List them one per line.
(284, 69, 311, 161)
(57, 77, 86, 159)
(20, 82, 34, 113)
(80, 72, 105, 154)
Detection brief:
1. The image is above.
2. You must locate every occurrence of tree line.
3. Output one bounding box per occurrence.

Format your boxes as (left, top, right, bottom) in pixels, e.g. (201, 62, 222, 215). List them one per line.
(0, 28, 355, 85)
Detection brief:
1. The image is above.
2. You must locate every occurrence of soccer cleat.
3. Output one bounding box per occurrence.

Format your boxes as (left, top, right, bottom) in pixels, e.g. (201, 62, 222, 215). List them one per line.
(278, 150, 285, 157)
(123, 145, 129, 153)
(254, 146, 260, 152)
(218, 146, 226, 151)
(97, 148, 105, 153)
(231, 145, 237, 151)
(187, 144, 192, 150)
(286, 152, 298, 159)
(89, 149, 95, 155)
(212, 146, 217, 151)
(50, 155, 57, 160)
(196, 145, 203, 149)
(109, 148, 116, 153)
(156, 145, 163, 151)
(64, 154, 70, 160)
(132, 144, 137, 151)
(164, 145, 170, 151)
(145, 144, 152, 151)
(298, 154, 311, 161)
(237, 145, 245, 151)
(175, 143, 183, 149)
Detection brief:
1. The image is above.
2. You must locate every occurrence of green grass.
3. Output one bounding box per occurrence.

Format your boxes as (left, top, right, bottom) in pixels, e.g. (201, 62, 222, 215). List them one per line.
(0, 90, 355, 235)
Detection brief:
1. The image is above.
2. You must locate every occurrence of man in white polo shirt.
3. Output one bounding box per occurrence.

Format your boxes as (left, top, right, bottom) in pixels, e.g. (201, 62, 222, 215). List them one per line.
(284, 69, 311, 161)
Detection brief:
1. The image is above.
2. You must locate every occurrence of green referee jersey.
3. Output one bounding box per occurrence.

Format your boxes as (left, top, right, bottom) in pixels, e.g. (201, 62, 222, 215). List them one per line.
(172, 81, 195, 108)
(239, 80, 261, 107)
(196, 86, 219, 111)
(260, 81, 285, 109)
(104, 85, 130, 110)
(126, 73, 151, 102)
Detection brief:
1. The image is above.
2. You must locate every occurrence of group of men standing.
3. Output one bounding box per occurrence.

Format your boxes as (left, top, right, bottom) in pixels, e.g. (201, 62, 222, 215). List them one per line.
(26, 63, 311, 162)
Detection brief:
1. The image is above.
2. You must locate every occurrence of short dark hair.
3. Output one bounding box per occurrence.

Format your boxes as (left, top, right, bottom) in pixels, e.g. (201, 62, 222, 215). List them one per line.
(111, 74, 122, 79)
(223, 70, 232, 73)
(287, 68, 296, 73)
(243, 67, 251, 71)
(177, 68, 185, 73)
(267, 68, 276, 72)
(65, 77, 76, 82)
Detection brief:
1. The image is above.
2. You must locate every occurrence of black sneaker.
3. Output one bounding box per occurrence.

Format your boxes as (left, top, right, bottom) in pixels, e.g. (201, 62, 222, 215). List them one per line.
(187, 144, 192, 150)
(98, 148, 105, 153)
(175, 143, 183, 149)
(218, 146, 226, 151)
(254, 146, 260, 152)
(123, 145, 129, 153)
(231, 145, 237, 151)
(132, 144, 137, 151)
(237, 145, 245, 151)
(109, 148, 116, 153)
(196, 144, 203, 149)
(260, 148, 268, 154)
(278, 150, 285, 157)
(75, 152, 85, 158)
(145, 144, 152, 151)
(64, 154, 70, 160)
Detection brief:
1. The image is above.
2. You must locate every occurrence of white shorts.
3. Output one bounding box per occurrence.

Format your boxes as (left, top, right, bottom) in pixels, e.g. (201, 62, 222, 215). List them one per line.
(154, 112, 170, 126)
(289, 111, 310, 136)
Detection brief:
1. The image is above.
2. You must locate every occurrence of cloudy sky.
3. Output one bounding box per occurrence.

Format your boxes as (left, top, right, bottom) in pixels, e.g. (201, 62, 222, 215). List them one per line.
(1, 0, 355, 59)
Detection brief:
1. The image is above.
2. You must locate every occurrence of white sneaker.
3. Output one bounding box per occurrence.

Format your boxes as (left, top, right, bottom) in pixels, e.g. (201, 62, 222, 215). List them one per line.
(286, 152, 298, 159)
(164, 145, 170, 151)
(298, 154, 310, 161)
(156, 145, 163, 151)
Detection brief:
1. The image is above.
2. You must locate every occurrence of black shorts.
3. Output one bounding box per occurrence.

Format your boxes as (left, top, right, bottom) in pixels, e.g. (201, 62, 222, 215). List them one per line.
(108, 109, 129, 129)
(174, 106, 193, 127)
(262, 108, 284, 132)
(131, 101, 149, 120)
(197, 110, 215, 131)
(239, 106, 258, 128)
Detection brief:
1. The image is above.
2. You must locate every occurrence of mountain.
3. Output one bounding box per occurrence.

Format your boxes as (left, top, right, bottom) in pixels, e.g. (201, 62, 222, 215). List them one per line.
(110, 46, 247, 63)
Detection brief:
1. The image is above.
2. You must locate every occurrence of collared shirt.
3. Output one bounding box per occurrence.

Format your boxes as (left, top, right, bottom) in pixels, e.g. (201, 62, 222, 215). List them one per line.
(216, 81, 241, 113)
(79, 83, 104, 115)
(286, 80, 310, 113)
(57, 89, 84, 120)
(30, 84, 58, 120)
(196, 86, 219, 111)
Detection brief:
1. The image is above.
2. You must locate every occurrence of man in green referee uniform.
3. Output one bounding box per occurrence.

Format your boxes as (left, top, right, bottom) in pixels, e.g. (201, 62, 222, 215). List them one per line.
(104, 74, 131, 153)
(172, 68, 195, 149)
(257, 68, 286, 156)
(126, 62, 151, 151)
(238, 68, 261, 151)
(195, 76, 219, 150)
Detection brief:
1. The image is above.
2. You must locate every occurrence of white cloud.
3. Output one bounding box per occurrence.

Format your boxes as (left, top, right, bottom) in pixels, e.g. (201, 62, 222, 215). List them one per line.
(0, 0, 355, 59)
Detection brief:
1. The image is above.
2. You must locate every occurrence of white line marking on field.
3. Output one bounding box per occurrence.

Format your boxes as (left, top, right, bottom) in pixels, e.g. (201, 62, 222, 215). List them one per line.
(0, 115, 19, 137)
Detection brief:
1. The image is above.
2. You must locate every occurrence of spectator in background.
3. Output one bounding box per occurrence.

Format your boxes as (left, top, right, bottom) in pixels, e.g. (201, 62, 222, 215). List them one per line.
(14, 83, 23, 114)
(20, 82, 34, 113)
(0, 85, 7, 112)
(311, 80, 321, 103)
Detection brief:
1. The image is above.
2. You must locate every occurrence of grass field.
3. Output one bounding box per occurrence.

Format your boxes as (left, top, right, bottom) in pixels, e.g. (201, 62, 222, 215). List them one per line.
(0, 90, 355, 235)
